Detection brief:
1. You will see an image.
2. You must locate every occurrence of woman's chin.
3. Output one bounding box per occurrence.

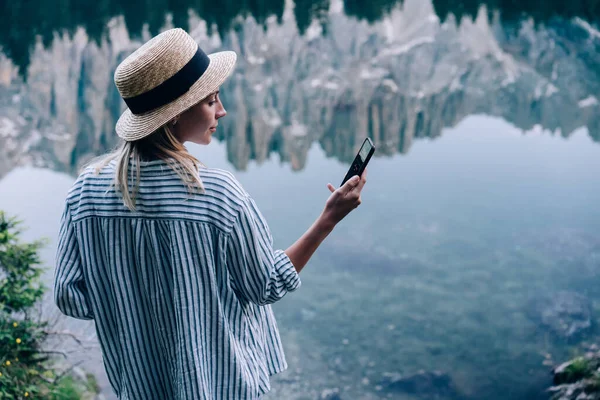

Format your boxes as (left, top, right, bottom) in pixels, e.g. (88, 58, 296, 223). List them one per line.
(188, 134, 212, 145)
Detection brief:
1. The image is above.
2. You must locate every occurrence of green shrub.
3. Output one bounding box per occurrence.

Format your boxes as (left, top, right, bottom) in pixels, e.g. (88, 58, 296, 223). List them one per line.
(0, 211, 96, 399)
(563, 357, 592, 383)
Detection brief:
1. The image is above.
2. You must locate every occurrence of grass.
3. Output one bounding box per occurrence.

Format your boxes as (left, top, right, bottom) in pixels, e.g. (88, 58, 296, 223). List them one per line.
(563, 357, 592, 383)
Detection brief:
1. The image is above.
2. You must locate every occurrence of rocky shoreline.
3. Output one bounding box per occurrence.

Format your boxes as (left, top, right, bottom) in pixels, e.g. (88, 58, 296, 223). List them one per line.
(550, 348, 600, 400)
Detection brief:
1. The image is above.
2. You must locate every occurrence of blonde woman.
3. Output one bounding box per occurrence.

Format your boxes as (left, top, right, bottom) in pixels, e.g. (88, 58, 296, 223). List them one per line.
(54, 28, 367, 399)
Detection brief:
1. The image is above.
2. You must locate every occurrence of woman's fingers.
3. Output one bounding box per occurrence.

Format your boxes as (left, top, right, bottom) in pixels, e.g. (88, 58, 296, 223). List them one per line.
(341, 175, 360, 195)
(356, 168, 368, 191)
(328, 170, 366, 196)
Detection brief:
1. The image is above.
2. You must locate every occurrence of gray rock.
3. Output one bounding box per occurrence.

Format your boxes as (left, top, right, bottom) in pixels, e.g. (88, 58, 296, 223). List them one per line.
(319, 387, 342, 400)
(379, 370, 460, 398)
(550, 351, 600, 400)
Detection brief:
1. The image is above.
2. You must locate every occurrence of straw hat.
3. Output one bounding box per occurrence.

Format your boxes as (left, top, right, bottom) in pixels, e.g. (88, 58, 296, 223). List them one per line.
(114, 28, 237, 141)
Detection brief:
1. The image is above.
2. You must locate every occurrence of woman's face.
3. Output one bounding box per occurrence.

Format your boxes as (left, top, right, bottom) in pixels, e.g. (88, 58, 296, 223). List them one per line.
(172, 90, 226, 145)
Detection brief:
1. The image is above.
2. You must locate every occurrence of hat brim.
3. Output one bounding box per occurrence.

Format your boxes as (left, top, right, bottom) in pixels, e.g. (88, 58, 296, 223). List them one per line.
(115, 51, 237, 141)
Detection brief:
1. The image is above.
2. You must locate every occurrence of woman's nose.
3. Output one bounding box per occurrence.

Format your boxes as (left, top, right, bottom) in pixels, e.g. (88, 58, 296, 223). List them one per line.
(216, 102, 227, 119)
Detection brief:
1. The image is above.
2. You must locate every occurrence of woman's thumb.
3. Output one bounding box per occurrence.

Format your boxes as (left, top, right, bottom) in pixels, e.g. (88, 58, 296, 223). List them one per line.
(342, 175, 360, 192)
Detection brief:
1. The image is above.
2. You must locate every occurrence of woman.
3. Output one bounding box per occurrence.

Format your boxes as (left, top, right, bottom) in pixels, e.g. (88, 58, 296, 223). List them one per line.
(54, 28, 367, 399)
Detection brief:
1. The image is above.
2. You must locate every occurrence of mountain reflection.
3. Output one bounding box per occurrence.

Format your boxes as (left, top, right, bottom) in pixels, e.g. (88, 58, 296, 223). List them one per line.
(2, 0, 599, 76)
(0, 0, 599, 178)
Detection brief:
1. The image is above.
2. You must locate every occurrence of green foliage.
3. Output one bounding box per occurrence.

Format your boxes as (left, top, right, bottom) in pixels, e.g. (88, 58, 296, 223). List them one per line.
(0, 211, 96, 399)
(0, 212, 46, 315)
(584, 372, 600, 394)
(563, 356, 592, 383)
(49, 376, 83, 399)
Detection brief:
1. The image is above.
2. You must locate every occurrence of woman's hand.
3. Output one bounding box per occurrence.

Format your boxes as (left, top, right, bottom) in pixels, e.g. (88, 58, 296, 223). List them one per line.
(284, 169, 368, 274)
(322, 168, 368, 227)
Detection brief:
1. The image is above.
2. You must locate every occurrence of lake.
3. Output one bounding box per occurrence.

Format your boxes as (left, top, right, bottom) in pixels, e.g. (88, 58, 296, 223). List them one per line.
(1, 0, 600, 399)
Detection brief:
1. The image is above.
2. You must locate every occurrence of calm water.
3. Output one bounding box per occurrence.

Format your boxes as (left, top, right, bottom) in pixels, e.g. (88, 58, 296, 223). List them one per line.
(1, 0, 600, 399)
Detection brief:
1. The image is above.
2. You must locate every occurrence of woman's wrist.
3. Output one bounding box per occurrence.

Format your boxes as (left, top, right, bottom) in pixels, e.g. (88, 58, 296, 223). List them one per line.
(316, 212, 337, 233)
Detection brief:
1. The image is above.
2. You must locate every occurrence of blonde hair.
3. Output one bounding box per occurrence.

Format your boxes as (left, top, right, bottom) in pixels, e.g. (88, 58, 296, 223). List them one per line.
(85, 124, 205, 211)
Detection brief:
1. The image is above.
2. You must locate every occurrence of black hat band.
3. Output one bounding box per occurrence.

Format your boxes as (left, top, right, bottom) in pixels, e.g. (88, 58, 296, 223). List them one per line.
(124, 47, 210, 115)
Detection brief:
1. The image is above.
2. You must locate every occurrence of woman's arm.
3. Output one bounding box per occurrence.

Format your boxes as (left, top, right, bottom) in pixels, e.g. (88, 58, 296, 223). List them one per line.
(285, 169, 367, 273)
(54, 205, 94, 320)
(284, 214, 335, 274)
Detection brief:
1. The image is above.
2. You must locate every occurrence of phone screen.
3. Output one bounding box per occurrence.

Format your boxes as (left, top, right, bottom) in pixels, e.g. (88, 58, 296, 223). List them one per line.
(359, 140, 373, 161)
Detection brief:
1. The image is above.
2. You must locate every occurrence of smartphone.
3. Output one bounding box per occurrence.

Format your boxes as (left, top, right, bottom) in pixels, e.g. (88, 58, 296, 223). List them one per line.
(341, 137, 375, 186)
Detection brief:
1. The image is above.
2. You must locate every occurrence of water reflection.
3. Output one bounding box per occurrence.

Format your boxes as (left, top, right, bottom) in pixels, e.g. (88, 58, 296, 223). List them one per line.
(0, 0, 599, 178)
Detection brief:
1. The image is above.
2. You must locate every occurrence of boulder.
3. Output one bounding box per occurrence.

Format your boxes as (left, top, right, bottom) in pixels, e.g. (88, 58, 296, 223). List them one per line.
(379, 370, 461, 398)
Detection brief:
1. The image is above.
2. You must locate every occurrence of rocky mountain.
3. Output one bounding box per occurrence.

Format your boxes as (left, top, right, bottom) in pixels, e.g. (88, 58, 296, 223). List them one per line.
(0, 0, 598, 180)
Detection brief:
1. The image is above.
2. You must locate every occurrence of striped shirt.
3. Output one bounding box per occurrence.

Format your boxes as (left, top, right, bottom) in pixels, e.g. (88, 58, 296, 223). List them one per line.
(53, 158, 301, 399)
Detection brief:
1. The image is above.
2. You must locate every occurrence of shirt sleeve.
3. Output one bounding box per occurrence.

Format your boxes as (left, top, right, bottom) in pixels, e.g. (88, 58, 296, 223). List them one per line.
(226, 195, 301, 306)
(53, 204, 94, 320)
